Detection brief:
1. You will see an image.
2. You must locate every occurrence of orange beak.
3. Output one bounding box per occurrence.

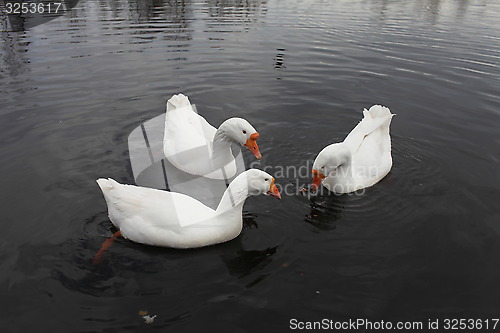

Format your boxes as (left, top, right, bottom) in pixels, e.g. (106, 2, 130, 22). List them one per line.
(244, 132, 262, 160)
(311, 169, 326, 192)
(267, 178, 281, 199)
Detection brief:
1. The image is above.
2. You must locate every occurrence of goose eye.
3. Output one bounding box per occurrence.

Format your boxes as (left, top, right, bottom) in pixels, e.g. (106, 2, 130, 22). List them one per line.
(321, 166, 325, 169)
(264, 178, 269, 182)
(242, 130, 247, 134)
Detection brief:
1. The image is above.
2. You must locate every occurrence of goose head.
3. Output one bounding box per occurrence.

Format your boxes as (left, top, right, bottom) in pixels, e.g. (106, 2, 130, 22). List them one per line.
(246, 169, 281, 199)
(218, 118, 262, 160)
(311, 143, 350, 191)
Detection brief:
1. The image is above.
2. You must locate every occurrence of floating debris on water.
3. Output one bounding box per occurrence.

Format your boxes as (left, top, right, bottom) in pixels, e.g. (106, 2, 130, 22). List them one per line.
(142, 314, 157, 324)
(138, 310, 157, 324)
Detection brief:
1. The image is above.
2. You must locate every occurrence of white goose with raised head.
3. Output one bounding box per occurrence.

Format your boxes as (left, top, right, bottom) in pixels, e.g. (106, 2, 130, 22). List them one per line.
(96, 169, 280, 250)
(163, 94, 262, 179)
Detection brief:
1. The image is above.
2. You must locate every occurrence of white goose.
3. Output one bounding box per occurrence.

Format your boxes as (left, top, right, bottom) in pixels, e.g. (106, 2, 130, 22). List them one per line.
(311, 105, 394, 194)
(95, 169, 280, 250)
(163, 94, 262, 179)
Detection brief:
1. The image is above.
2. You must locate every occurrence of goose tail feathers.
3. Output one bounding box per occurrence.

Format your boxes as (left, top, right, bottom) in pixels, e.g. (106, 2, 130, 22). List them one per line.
(166, 93, 192, 112)
(366, 105, 393, 119)
(96, 178, 119, 193)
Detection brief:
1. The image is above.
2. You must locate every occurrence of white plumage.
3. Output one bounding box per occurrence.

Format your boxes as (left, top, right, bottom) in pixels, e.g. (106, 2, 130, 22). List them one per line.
(96, 169, 280, 249)
(312, 105, 394, 193)
(163, 94, 262, 179)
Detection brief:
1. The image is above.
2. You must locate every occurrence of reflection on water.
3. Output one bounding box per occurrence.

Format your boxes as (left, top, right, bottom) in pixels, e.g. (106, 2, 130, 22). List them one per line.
(1, 0, 500, 331)
(305, 193, 343, 231)
(52, 211, 279, 296)
(205, 0, 267, 33)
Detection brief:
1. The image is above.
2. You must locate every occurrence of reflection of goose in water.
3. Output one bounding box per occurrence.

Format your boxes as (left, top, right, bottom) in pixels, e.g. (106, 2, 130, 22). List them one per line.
(164, 94, 262, 179)
(217, 211, 279, 285)
(305, 192, 344, 231)
(221, 245, 278, 286)
(57, 212, 280, 301)
(94, 169, 280, 262)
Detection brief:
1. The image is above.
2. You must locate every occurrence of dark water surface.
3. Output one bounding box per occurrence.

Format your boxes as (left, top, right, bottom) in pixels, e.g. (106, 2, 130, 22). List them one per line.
(1, 0, 500, 331)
